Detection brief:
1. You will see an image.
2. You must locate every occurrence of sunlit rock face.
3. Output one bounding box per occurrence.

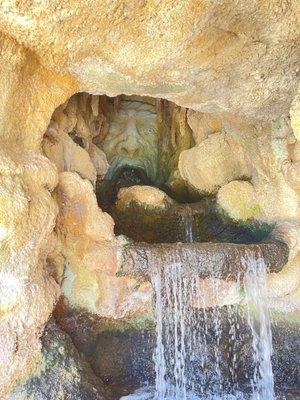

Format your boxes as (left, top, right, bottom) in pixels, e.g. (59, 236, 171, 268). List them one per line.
(55, 172, 152, 318)
(102, 96, 159, 182)
(217, 181, 259, 221)
(0, 145, 59, 397)
(179, 131, 250, 194)
(1, 1, 298, 121)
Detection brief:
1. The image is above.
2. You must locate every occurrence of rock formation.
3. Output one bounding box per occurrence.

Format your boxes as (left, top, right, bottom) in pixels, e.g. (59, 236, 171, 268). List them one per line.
(0, 0, 299, 397)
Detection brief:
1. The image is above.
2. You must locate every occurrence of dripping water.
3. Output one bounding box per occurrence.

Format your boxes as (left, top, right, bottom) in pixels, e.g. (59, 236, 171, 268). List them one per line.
(122, 251, 276, 400)
(243, 253, 275, 400)
(184, 207, 194, 243)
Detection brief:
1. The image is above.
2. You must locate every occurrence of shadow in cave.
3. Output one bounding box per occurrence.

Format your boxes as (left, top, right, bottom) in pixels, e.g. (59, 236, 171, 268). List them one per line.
(96, 166, 275, 245)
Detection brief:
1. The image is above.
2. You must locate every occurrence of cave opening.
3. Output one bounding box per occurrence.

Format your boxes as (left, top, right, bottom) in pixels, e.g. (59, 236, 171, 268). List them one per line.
(43, 92, 275, 246)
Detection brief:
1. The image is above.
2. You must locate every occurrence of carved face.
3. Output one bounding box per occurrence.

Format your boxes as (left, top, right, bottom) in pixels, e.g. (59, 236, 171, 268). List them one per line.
(102, 98, 158, 182)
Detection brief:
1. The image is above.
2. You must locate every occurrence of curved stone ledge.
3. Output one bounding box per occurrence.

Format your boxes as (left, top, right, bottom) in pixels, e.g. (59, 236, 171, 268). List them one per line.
(118, 241, 289, 281)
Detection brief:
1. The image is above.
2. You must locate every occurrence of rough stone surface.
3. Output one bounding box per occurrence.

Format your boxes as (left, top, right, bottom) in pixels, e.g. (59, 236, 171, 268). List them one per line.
(178, 132, 250, 194)
(0, 1, 299, 121)
(43, 125, 97, 184)
(0, 145, 60, 398)
(55, 172, 152, 318)
(217, 180, 259, 220)
(119, 241, 289, 281)
(4, 319, 110, 400)
(187, 110, 222, 144)
(116, 185, 174, 210)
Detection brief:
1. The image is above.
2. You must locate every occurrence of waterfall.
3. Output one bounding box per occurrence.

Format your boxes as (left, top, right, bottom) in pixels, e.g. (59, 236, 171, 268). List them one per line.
(184, 207, 194, 243)
(243, 253, 275, 400)
(152, 261, 192, 400)
(122, 250, 276, 400)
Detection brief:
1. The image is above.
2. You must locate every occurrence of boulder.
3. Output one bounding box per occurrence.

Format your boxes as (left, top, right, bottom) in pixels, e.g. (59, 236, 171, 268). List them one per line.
(178, 132, 250, 194)
(116, 185, 174, 210)
(217, 180, 260, 220)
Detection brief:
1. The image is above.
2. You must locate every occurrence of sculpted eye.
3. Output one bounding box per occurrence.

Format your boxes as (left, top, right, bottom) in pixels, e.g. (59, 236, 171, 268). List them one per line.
(145, 127, 156, 135)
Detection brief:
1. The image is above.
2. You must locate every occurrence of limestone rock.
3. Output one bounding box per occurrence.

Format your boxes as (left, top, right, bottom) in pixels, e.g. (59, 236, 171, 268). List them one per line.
(1, 1, 298, 121)
(0, 1, 299, 395)
(88, 144, 109, 178)
(116, 185, 174, 210)
(178, 132, 250, 194)
(217, 180, 260, 220)
(4, 319, 109, 400)
(56, 172, 114, 243)
(43, 124, 97, 184)
(266, 252, 300, 302)
(55, 172, 152, 318)
(187, 110, 222, 144)
(0, 145, 59, 398)
(290, 86, 300, 141)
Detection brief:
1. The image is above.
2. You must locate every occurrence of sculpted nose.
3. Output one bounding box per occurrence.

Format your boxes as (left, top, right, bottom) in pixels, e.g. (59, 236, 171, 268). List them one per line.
(119, 120, 140, 155)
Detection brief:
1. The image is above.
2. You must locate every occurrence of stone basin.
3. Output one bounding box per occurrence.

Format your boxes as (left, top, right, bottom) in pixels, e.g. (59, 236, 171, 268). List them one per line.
(118, 241, 289, 281)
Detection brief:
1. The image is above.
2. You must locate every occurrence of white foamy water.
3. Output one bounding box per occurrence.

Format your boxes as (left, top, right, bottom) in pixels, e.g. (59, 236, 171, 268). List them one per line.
(120, 385, 252, 400)
(243, 253, 275, 400)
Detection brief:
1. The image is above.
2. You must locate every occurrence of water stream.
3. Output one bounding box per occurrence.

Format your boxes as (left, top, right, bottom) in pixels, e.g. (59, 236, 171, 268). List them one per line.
(243, 253, 275, 400)
(122, 230, 275, 399)
(184, 207, 194, 243)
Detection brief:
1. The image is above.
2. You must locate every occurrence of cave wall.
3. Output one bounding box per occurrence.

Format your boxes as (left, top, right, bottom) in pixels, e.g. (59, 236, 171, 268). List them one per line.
(0, 1, 299, 397)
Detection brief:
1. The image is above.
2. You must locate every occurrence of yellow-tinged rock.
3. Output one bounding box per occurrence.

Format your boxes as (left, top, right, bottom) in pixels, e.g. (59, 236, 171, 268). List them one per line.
(116, 185, 174, 210)
(178, 132, 249, 194)
(290, 87, 300, 141)
(56, 172, 114, 242)
(217, 180, 260, 220)
(187, 110, 222, 144)
(55, 173, 152, 318)
(43, 127, 97, 184)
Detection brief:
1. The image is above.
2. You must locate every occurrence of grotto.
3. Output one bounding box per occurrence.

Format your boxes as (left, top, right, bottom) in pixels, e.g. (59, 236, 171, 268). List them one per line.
(0, 1, 299, 400)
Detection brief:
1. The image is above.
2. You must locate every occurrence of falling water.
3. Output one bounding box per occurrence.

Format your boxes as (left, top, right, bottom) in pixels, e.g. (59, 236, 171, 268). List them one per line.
(122, 250, 276, 400)
(152, 260, 191, 399)
(243, 253, 275, 400)
(184, 207, 194, 243)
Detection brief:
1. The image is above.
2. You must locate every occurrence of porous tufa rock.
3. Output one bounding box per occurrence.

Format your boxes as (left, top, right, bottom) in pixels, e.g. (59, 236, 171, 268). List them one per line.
(55, 172, 152, 318)
(56, 172, 114, 243)
(43, 125, 97, 184)
(187, 110, 222, 144)
(290, 86, 300, 141)
(116, 185, 175, 210)
(0, 1, 299, 395)
(217, 180, 260, 220)
(88, 144, 109, 178)
(3, 320, 109, 400)
(0, 145, 60, 397)
(178, 132, 250, 194)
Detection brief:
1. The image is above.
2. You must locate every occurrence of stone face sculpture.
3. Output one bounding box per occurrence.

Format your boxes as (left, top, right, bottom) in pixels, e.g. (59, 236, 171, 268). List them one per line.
(102, 96, 158, 182)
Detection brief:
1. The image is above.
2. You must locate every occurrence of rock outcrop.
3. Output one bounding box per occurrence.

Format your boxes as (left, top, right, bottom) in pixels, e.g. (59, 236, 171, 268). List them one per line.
(119, 241, 289, 281)
(4, 320, 110, 400)
(178, 131, 250, 194)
